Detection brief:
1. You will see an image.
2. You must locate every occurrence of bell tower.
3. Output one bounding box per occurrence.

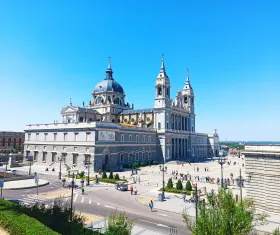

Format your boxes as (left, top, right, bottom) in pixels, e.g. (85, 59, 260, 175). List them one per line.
(154, 55, 171, 108)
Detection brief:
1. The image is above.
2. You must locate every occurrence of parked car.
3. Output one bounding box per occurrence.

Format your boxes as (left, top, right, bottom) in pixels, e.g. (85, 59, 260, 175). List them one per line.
(115, 181, 128, 191)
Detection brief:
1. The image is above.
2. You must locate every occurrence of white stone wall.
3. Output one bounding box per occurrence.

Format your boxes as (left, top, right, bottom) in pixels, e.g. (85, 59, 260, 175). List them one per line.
(244, 146, 280, 214)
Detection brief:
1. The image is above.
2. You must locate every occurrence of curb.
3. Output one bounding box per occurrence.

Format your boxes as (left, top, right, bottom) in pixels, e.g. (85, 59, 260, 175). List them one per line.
(3, 181, 50, 190)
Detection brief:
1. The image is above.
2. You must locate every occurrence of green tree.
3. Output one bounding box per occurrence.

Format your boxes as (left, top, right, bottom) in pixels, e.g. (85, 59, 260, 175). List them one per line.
(167, 178, 173, 189)
(274, 227, 280, 235)
(105, 210, 133, 235)
(183, 189, 267, 235)
(176, 179, 183, 190)
(102, 171, 107, 179)
(114, 173, 120, 180)
(109, 171, 114, 179)
(78, 171, 85, 178)
(185, 180, 192, 191)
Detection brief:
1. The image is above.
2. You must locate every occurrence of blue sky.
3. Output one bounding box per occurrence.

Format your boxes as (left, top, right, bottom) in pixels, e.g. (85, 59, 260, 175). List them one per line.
(0, 0, 279, 141)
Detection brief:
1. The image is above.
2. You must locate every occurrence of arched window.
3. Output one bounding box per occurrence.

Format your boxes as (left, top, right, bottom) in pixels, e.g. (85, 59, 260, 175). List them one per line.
(158, 86, 162, 96)
(184, 96, 188, 103)
(114, 97, 121, 105)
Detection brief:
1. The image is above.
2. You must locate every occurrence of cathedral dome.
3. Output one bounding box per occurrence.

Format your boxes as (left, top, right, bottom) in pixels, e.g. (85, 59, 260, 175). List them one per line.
(93, 58, 124, 94)
(94, 79, 124, 93)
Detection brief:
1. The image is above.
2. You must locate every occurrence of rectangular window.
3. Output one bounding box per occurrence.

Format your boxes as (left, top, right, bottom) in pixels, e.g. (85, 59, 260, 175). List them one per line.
(142, 152, 145, 161)
(129, 135, 132, 142)
(36, 133, 39, 141)
(74, 133, 78, 141)
(166, 122, 169, 129)
(120, 154, 124, 163)
(34, 152, 38, 161)
(136, 135, 139, 142)
(84, 155, 90, 165)
(44, 133, 48, 141)
(86, 132, 90, 141)
(64, 133, 67, 141)
(28, 134, 31, 141)
(52, 153, 56, 162)
(128, 154, 132, 162)
(148, 136, 151, 142)
(54, 133, 57, 141)
(121, 134, 124, 142)
(142, 135, 145, 142)
(135, 153, 139, 162)
(73, 154, 77, 165)
(42, 152, 47, 162)
(74, 147, 77, 152)
(158, 122, 161, 129)
(148, 152, 152, 160)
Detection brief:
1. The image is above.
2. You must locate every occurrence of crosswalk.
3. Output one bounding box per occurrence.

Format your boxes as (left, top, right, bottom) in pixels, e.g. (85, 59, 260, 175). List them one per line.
(19, 195, 50, 207)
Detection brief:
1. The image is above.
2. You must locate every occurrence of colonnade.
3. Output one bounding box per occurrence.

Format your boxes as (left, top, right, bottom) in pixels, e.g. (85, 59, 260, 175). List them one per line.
(171, 138, 192, 161)
(171, 114, 194, 132)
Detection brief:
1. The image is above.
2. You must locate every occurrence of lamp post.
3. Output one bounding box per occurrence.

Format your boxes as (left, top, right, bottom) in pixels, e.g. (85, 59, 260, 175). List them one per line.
(85, 156, 91, 186)
(70, 172, 75, 221)
(218, 152, 226, 188)
(161, 158, 167, 198)
(238, 169, 252, 203)
(58, 156, 62, 180)
(27, 155, 33, 175)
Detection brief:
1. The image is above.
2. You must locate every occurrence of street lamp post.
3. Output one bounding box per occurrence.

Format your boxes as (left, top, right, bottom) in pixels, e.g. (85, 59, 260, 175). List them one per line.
(70, 172, 75, 221)
(58, 156, 62, 180)
(161, 158, 167, 198)
(218, 153, 226, 188)
(27, 155, 33, 175)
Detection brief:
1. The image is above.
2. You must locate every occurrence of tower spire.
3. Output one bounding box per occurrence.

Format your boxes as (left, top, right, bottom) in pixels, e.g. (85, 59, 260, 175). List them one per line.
(157, 54, 168, 79)
(186, 69, 190, 82)
(105, 57, 114, 80)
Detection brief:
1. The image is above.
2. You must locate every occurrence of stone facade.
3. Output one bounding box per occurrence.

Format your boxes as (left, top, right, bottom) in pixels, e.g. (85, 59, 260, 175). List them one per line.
(243, 145, 280, 214)
(24, 57, 219, 172)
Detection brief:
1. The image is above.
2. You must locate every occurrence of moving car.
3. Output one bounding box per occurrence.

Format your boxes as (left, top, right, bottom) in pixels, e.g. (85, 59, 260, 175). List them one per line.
(115, 181, 128, 191)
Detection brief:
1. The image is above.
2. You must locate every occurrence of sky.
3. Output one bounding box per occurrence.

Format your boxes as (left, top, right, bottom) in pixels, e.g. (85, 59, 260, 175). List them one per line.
(0, 0, 280, 141)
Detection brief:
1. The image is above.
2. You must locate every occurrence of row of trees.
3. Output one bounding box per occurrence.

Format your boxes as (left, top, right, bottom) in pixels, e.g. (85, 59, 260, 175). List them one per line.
(167, 178, 192, 191)
(183, 188, 279, 235)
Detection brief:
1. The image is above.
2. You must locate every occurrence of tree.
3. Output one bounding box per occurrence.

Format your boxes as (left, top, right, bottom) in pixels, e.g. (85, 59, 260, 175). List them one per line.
(109, 171, 114, 179)
(176, 179, 183, 190)
(183, 189, 267, 235)
(105, 210, 133, 235)
(114, 173, 120, 180)
(185, 180, 192, 191)
(102, 171, 107, 179)
(274, 227, 280, 235)
(167, 178, 173, 189)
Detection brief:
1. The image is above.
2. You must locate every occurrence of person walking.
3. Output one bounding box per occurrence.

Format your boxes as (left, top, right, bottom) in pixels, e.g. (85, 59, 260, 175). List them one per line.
(130, 185, 133, 195)
(134, 187, 137, 195)
(82, 185, 85, 195)
(149, 200, 154, 212)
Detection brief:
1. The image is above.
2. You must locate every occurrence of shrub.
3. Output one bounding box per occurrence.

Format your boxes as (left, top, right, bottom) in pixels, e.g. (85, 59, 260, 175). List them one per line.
(102, 171, 107, 179)
(140, 162, 146, 167)
(109, 171, 114, 179)
(78, 171, 85, 178)
(0, 200, 59, 235)
(114, 174, 120, 180)
(176, 179, 183, 190)
(160, 187, 191, 195)
(185, 180, 192, 191)
(152, 160, 158, 165)
(105, 210, 133, 235)
(167, 178, 173, 189)
(133, 162, 139, 168)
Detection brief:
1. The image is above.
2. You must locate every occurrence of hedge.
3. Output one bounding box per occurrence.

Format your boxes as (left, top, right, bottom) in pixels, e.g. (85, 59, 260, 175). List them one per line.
(0, 200, 59, 235)
(98, 178, 127, 184)
(160, 187, 192, 195)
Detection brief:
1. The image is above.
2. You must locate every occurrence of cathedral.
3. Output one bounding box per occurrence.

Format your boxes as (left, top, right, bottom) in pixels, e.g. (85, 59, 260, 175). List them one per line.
(24, 57, 220, 172)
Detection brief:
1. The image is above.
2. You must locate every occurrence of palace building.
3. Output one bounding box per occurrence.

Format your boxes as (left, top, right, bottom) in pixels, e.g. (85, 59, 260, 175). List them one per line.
(24, 57, 220, 172)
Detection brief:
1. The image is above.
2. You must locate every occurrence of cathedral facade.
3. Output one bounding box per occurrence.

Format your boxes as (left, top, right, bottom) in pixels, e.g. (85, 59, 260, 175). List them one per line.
(24, 57, 220, 172)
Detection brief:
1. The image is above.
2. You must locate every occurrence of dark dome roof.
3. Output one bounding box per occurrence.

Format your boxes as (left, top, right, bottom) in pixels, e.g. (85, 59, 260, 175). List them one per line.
(93, 79, 124, 93)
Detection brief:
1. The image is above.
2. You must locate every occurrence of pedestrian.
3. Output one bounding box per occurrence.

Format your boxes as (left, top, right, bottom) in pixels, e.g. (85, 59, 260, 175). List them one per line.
(205, 167, 206, 172)
(149, 200, 154, 212)
(82, 185, 85, 195)
(130, 185, 133, 195)
(138, 175, 141, 184)
(134, 187, 137, 195)
(182, 191, 187, 202)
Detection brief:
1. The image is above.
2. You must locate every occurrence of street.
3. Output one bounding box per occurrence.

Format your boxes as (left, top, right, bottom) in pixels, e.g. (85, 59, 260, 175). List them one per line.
(3, 178, 190, 235)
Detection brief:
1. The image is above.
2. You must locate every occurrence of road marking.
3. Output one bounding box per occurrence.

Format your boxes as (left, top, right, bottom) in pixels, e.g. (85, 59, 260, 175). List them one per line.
(104, 205, 115, 209)
(97, 202, 100, 206)
(157, 213, 167, 217)
(89, 199, 92, 204)
(138, 219, 169, 228)
(74, 194, 78, 202)
(81, 197, 84, 203)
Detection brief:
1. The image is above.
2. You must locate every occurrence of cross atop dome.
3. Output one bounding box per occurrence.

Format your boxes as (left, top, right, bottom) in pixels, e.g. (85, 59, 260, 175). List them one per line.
(105, 57, 114, 80)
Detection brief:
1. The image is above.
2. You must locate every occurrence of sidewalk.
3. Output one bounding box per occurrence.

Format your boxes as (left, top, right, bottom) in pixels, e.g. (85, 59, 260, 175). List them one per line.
(136, 189, 280, 234)
(3, 178, 49, 190)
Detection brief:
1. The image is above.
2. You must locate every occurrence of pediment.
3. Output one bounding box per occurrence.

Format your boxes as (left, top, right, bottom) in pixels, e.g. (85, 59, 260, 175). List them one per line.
(64, 107, 76, 113)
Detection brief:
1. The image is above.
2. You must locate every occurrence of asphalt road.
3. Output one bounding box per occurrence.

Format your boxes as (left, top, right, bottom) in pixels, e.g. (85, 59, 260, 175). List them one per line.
(3, 179, 191, 235)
